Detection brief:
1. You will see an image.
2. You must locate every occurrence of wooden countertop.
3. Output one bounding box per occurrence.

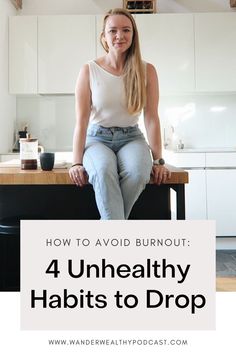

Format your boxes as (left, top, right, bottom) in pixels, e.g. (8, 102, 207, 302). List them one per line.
(0, 165, 188, 185)
(216, 277, 236, 292)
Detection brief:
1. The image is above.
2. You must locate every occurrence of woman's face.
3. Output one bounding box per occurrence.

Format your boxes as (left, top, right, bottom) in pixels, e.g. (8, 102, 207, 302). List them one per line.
(103, 15, 134, 54)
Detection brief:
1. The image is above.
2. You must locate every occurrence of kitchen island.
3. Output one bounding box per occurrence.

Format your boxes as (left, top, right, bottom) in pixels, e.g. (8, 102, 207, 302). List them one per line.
(0, 165, 188, 220)
(0, 165, 188, 291)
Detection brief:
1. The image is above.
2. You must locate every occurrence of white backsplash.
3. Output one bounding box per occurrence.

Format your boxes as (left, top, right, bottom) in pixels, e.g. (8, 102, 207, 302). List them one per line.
(16, 95, 75, 151)
(16, 93, 236, 151)
(159, 93, 236, 150)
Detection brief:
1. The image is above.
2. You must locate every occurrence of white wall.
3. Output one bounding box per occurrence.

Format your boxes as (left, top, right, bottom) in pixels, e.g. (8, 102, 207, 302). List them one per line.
(0, 0, 16, 153)
(18, 0, 236, 15)
(16, 96, 75, 151)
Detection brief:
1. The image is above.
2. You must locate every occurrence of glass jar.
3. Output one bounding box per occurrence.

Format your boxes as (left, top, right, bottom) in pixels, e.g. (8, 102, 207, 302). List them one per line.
(20, 134, 40, 170)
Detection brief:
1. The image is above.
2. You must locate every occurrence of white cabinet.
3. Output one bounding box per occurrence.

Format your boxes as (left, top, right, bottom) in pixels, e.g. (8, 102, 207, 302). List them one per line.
(206, 152, 236, 236)
(164, 150, 205, 168)
(195, 13, 236, 91)
(165, 151, 207, 220)
(136, 14, 195, 93)
(206, 152, 236, 168)
(9, 14, 195, 94)
(9, 16, 37, 94)
(9, 15, 96, 95)
(206, 169, 236, 236)
(168, 151, 236, 236)
(185, 169, 207, 220)
(38, 15, 96, 94)
(9, 13, 236, 94)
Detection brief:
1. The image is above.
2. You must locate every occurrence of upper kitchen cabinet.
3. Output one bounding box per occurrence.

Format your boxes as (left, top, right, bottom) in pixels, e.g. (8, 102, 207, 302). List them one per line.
(195, 13, 236, 92)
(136, 14, 195, 93)
(38, 15, 96, 94)
(9, 16, 37, 94)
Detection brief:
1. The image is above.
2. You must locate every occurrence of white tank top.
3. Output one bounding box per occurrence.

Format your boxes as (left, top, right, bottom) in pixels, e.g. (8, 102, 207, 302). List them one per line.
(88, 60, 140, 127)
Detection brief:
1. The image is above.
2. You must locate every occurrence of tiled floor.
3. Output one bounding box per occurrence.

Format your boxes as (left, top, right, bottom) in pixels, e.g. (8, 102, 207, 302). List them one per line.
(216, 250, 236, 277)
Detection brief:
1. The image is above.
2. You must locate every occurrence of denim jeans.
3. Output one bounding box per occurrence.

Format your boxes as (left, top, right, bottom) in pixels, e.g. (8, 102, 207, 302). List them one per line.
(83, 124, 153, 220)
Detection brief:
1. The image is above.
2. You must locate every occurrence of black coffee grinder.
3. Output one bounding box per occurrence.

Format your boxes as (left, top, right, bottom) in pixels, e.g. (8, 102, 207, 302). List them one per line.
(13, 126, 28, 152)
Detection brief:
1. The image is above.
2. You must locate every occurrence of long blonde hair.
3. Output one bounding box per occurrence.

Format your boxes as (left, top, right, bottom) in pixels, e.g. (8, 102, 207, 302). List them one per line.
(100, 8, 146, 115)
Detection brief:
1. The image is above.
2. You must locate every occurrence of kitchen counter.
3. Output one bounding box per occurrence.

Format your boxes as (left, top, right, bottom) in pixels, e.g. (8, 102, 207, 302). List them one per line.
(165, 147, 236, 153)
(0, 165, 188, 220)
(164, 149, 236, 169)
(0, 167, 72, 185)
(0, 165, 188, 185)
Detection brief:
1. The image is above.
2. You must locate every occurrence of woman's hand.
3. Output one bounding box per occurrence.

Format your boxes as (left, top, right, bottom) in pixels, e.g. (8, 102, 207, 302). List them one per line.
(69, 165, 88, 187)
(151, 165, 171, 185)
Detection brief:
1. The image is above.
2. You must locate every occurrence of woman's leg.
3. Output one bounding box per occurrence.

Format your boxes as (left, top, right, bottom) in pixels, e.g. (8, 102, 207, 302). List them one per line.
(117, 139, 152, 219)
(83, 142, 125, 220)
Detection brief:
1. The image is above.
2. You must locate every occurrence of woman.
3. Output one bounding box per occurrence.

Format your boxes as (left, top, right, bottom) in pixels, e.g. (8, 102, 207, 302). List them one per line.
(69, 8, 171, 220)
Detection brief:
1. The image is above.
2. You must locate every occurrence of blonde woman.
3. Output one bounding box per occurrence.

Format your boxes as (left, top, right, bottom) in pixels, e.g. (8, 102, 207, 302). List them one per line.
(69, 8, 171, 219)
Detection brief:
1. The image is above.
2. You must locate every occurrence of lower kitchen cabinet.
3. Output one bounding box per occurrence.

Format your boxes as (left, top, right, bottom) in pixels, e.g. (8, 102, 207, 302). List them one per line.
(206, 169, 236, 237)
(165, 151, 236, 236)
(185, 169, 207, 220)
(164, 151, 207, 220)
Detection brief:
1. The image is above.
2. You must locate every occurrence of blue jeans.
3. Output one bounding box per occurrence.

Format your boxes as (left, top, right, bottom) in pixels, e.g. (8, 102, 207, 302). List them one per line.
(83, 124, 153, 219)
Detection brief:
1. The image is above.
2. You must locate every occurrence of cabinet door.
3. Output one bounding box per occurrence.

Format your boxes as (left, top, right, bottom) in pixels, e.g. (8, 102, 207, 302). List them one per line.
(164, 152, 207, 220)
(206, 170, 236, 236)
(170, 169, 206, 220)
(9, 16, 37, 94)
(164, 151, 205, 169)
(38, 16, 96, 94)
(185, 170, 207, 220)
(195, 13, 236, 91)
(136, 14, 195, 93)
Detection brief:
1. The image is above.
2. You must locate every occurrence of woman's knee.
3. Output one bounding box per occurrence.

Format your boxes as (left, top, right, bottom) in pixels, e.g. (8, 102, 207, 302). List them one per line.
(88, 163, 119, 184)
(122, 168, 151, 186)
